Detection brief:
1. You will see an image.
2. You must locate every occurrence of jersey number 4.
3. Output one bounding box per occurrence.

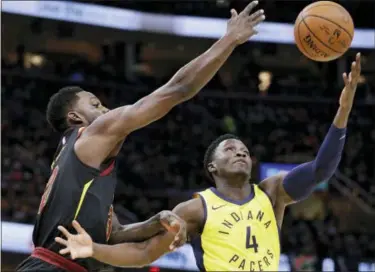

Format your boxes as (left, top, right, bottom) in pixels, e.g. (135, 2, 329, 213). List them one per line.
(245, 226, 259, 253)
(37, 166, 59, 214)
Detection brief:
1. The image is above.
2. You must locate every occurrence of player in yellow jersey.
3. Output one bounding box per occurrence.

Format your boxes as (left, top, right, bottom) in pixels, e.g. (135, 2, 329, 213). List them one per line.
(54, 51, 362, 271)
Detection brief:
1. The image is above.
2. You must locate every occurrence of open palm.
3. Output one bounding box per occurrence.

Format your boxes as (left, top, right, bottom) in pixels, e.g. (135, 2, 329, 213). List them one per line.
(55, 220, 94, 259)
(340, 52, 361, 111)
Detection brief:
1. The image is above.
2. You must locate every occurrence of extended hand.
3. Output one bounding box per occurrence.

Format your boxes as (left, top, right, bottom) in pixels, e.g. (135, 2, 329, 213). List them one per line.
(158, 210, 188, 251)
(340, 53, 361, 111)
(226, 0, 265, 45)
(55, 220, 93, 259)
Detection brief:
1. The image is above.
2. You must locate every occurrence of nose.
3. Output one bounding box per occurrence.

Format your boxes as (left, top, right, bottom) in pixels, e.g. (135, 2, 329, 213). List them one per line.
(235, 151, 246, 158)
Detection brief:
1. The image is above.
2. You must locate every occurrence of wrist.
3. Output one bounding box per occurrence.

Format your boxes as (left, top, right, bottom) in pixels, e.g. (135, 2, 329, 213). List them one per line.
(338, 105, 352, 114)
(92, 243, 99, 258)
(222, 33, 239, 47)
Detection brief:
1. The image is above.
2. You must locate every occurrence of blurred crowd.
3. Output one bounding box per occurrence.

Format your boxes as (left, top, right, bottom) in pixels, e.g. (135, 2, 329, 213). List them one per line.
(2, 52, 375, 268)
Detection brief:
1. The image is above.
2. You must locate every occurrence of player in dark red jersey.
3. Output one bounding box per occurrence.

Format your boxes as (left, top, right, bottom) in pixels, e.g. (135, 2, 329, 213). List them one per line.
(16, 1, 264, 271)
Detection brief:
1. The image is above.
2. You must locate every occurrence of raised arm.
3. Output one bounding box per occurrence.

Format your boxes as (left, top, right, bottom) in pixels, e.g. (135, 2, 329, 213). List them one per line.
(75, 1, 265, 168)
(262, 53, 362, 206)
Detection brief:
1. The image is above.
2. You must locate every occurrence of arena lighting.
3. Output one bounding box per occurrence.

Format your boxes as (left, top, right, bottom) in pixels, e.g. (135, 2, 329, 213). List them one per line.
(258, 71, 272, 92)
(2, 1, 374, 48)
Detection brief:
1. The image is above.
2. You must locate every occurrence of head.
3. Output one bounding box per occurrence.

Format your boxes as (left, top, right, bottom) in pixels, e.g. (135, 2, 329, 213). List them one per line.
(46, 86, 109, 132)
(203, 134, 252, 185)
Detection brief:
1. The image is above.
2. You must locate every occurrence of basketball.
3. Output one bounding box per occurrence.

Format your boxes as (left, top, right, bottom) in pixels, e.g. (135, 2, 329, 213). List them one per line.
(294, 1, 354, 62)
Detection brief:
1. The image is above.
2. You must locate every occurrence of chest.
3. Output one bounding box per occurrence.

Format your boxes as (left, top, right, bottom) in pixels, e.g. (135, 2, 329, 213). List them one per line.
(205, 203, 277, 239)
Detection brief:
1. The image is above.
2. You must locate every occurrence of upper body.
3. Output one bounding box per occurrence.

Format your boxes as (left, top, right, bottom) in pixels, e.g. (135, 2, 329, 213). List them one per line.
(32, 126, 118, 270)
(170, 53, 361, 271)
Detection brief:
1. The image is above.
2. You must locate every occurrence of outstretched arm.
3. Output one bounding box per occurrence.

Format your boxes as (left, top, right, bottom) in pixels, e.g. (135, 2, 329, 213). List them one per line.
(94, 199, 204, 267)
(109, 211, 175, 244)
(75, 1, 265, 168)
(266, 53, 362, 205)
(56, 199, 204, 267)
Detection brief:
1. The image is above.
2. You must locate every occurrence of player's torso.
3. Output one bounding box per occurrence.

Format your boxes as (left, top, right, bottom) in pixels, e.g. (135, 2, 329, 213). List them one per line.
(33, 128, 117, 257)
(192, 185, 280, 272)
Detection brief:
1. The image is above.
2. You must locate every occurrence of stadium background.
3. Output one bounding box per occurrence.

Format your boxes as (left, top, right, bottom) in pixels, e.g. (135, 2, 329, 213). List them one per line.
(2, 0, 375, 271)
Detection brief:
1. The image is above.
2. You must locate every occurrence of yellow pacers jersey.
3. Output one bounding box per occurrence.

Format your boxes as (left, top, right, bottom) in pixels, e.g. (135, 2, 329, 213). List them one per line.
(191, 185, 280, 271)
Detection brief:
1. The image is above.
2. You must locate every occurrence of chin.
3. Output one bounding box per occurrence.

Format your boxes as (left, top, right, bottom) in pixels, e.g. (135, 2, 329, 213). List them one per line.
(230, 169, 251, 180)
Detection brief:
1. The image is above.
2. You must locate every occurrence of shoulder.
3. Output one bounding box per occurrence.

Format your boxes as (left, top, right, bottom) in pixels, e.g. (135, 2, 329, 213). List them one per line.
(173, 198, 204, 219)
(173, 197, 204, 235)
(258, 171, 291, 206)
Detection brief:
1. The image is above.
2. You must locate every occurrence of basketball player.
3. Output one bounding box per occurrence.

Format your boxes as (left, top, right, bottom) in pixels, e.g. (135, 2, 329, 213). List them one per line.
(54, 53, 361, 271)
(16, 1, 265, 271)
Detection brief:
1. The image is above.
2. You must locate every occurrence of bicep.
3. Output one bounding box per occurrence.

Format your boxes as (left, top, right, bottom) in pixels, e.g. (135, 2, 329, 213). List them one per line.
(172, 198, 203, 237)
(89, 83, 186, 139)
(259, 173, 295, 207)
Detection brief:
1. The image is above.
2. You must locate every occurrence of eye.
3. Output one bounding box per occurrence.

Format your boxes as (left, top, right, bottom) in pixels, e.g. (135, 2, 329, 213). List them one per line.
(224, 147, 235, 152)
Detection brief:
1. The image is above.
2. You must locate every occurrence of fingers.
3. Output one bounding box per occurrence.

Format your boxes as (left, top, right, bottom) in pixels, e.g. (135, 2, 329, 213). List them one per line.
(55, 237, 68, 246)
(161, 218, 180, 233)
(348, 72, 352, 83)
(356, 52, 361, 69)
(241, 0, 259, 15)
(58, 225, 72, 238)
(59, 248, 70, 255)
(352, 52, 361, 76)
(72, 220, 85, 235)
(248, 9, 265, 26)
(230, 9, 238, 18)
(342, 73, 349, 86)
(169, 235, 180, 251)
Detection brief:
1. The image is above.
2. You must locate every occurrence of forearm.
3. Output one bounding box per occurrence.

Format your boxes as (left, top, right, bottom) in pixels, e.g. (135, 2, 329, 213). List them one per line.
(109, 215, 162, 244)
(333, 106, 351, 128)
(92, 232, 175, 267)
(283, 115, 347, 201)
(170, 34, 237, 99)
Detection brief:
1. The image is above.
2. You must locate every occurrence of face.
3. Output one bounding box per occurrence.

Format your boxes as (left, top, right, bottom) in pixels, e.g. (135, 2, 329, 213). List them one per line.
(67, 91, 109, 127)
(208, 139, 252, 181)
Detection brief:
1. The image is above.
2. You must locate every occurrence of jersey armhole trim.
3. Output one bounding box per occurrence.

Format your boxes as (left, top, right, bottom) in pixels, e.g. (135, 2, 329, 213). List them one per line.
(195, 194, 207, 235)
(257, 186, 282, 246)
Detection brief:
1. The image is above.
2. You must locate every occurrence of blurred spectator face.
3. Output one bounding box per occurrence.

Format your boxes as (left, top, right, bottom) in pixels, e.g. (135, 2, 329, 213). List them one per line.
(70, 91, 109, 127)
(209, 139, 252, 181)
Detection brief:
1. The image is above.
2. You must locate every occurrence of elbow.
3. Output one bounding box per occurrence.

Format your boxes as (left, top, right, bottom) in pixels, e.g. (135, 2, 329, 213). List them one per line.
(170, 83, 193, 101)
(312, 159, 339, 182)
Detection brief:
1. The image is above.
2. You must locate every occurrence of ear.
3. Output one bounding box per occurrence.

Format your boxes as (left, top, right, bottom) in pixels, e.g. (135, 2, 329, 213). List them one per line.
(207, 162, 217, 174)
(67, 111, 82, 122)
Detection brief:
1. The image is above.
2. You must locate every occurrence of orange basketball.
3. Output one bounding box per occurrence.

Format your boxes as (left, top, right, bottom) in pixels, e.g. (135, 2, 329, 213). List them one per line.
(294, 1, 354, 62)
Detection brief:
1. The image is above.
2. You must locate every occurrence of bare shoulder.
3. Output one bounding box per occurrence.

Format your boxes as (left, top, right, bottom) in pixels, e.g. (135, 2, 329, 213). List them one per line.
(173, 198, 204, 220)
(258, 171, 291, 206)
(173, 197, 204, 236)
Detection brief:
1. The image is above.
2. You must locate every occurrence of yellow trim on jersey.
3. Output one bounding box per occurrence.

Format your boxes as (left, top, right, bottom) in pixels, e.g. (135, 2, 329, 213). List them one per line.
(74, 179, 94, 219)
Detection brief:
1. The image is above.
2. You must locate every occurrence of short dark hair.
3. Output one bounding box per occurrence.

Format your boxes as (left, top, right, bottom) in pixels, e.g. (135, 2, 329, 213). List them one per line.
(203, 134, 240, 181)
(46, 86, 84, 132)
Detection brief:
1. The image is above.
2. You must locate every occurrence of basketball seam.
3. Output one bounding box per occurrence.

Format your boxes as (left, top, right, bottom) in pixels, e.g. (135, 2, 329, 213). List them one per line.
(297, 19, 318, 58)
(301, 16, 344, 54)
(305, 14, 353, 40)
(303, 3, 351, 19)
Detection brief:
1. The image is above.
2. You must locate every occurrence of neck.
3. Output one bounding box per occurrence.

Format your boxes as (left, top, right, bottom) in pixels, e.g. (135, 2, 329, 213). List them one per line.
(214, 176, 252, 202)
